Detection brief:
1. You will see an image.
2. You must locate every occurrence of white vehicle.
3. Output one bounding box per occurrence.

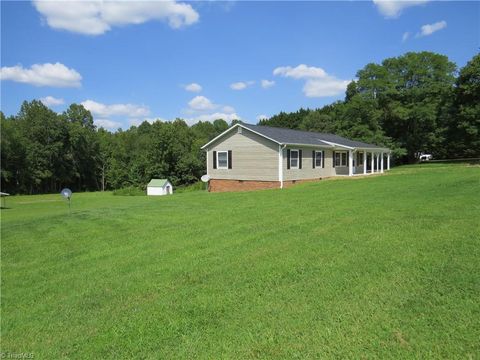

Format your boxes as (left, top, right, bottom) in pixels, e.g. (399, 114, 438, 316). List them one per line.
(419, 154, 433, 162)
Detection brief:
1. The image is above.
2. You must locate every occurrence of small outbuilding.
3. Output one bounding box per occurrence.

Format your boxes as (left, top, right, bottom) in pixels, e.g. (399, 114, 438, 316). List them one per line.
(147, 179, 173, 196)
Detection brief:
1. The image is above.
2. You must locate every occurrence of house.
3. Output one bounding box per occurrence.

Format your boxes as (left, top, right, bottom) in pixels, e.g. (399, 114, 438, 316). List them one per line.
(147, 179, 173, 196)
(201, 123, 391, 192)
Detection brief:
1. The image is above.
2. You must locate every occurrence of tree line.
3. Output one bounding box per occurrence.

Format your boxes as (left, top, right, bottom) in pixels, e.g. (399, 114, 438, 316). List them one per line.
(1, 103, 229, 194)
(1, 51, 478, 194)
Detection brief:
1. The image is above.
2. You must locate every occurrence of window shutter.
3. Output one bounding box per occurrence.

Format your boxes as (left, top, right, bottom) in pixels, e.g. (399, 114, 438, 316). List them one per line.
(287, 149, 291, 169)
(322, 151, 325, 168)
(312, 150, 315, 169)
(333, 151, 336, 167)
(228, 150, 232, 169)
(213, 151, 217, 169)
(299, 150, 302, 169)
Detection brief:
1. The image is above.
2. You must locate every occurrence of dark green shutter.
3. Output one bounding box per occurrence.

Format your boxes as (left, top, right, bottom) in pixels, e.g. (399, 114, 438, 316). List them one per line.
(287, 149, 291, 169)
(333, 151, 336, 167)
(299, 150, 302, 169)
(213, 151, 217, 169)
(228, 150, 232, 169)
(312, 150, 315, 168)
(322, 151, 325, 168)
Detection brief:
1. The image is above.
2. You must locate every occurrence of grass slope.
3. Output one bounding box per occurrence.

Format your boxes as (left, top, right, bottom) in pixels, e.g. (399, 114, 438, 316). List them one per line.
(1, 164, 479, 358)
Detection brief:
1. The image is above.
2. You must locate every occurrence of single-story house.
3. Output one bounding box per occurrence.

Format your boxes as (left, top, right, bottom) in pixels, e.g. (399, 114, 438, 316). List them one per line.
(201, 123, 391, 192)
(147, 179, 173, 196)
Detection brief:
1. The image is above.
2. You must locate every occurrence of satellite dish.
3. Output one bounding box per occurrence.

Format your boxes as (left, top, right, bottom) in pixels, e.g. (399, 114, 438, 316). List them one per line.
(61, 188, 72, 199)
(61, 188, 72, 214)
(201, 174, 210, 182)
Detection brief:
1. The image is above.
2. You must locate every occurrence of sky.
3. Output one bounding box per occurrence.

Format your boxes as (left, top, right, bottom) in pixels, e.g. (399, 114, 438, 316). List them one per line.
(1, 0, 479, 130)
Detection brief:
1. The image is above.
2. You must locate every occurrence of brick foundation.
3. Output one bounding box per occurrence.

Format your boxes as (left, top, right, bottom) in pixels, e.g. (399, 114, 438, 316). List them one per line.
(209, 178, 324, 192)
(209, 179, 280, 192)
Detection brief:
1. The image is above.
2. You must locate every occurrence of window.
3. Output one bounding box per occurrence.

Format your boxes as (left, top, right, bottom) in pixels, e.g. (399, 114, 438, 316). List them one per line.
(335, 151, 348, 167)
(357, 152, 364, 165)
(315, 151, 323, 168)
(217, 151, 228, 169)
(290, 149, 299, 169)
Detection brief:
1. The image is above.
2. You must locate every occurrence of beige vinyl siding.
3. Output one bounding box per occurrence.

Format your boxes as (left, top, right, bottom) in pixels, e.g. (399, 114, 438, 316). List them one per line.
(207, 128, 279, 181)
(334, 166, 349, 176)
(283, 147, 336, 180)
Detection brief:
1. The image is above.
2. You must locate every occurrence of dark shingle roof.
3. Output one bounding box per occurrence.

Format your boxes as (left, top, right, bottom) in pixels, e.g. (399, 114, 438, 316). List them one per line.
(241, 123, 386, 149)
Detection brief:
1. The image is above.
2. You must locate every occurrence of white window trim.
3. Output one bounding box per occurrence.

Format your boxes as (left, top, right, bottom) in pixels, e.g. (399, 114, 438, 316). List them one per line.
(290, 149, 299, 169)
(335, 151, 348, 167)
(217, 151, 229, 169)
(315, 151, 323, 168)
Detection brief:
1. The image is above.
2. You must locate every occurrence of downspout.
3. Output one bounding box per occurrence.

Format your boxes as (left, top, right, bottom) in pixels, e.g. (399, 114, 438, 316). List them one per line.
(279, 144, 286, 189)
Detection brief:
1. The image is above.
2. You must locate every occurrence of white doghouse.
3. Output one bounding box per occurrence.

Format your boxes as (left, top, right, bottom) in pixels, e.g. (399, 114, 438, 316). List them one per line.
(147, 179, 173, 196)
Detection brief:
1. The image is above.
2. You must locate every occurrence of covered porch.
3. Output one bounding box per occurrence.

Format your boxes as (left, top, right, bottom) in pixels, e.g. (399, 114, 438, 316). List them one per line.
(332, 146, 391, 177)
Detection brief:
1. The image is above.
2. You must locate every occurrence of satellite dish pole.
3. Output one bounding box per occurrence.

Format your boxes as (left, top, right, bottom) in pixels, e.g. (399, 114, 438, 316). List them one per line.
(200, 174, 210, 191)
(60, 188, 73, 214)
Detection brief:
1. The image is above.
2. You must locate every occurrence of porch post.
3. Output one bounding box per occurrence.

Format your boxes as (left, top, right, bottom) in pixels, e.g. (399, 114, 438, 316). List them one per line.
(363, 150, 367, 175)
(376, 152, 379, 172)
(381, 152, 384, 173)
(371, 152, 374, 173)
(348, 150, 353, 176)
(387, 153, 390, 170)
(278, 145, 283, 189)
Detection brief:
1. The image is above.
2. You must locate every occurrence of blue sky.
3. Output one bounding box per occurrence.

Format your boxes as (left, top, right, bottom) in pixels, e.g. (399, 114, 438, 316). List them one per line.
(1, 1, 479, 130)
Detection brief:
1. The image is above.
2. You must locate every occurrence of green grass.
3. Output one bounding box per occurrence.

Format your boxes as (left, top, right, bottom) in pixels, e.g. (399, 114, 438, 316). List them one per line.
(1, 164, 479, 359)
(112, 186, 146, 196)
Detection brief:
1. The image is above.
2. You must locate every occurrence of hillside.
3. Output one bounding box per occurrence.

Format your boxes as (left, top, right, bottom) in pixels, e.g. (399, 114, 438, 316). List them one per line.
(1, 163, 479, 358)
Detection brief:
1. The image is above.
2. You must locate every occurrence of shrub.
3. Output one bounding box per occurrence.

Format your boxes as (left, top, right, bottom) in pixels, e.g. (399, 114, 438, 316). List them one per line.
(112, 186, 145, 196)
(175, 181, 206, 193)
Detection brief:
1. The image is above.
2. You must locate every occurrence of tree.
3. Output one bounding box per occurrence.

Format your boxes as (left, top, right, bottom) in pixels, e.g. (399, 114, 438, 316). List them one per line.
(15, 100, 70, 193)
(62, 104, 99, 190)
(356, 52, 456, 162)
(345, 81, 358, 102)
(448, 54, 480, 157)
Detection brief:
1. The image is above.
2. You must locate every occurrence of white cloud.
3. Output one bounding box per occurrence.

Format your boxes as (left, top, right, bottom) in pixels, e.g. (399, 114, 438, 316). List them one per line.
(372, 0, 429, 18)
(0, 62, 82, 87)
(81, 100, 150, 118)
(94, 118, 123, 131)
(303, 78, 350, 98)
(402, 32, 410, 42)
(184, 83, 202, 92)
(129, 117, 167, 127)
(186, 112, 240, 125)
(261, 79, 275, 89)
(274, 64, 350, 98)
(273, 64, 327, 79)
(183, 96, 238, 124)
(222, 105, 235, 113)
(188, 96, 215, 111)
(33, 0, 199, 35)
(256, 114, 269, 121)
(230, 81, 254, 90)
(40, 96, 65, 107)
(417, 20, 447, 37)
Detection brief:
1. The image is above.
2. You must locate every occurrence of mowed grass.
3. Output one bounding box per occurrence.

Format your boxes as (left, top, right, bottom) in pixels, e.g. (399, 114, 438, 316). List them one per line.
(1, 164, 479, 359)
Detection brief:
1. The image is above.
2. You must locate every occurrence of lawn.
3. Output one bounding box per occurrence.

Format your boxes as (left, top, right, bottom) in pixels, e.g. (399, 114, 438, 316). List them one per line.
(1, 164, 479, 359)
